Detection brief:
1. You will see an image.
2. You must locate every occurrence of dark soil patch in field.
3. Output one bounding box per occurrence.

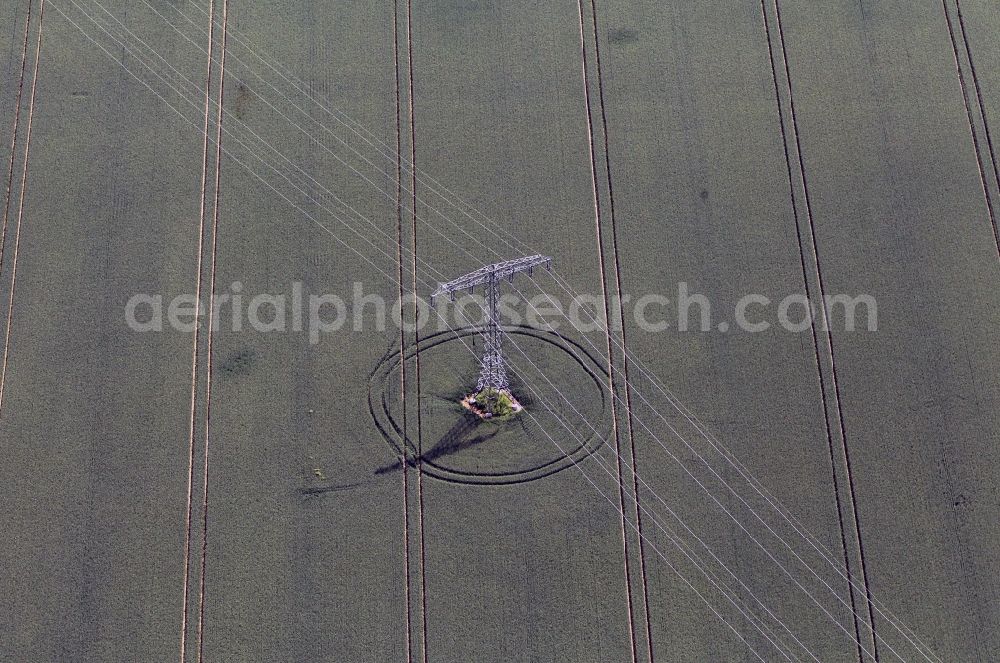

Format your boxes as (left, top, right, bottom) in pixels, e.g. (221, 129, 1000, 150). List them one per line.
(218, 348, 256, 377)
(608, 27, 639, 45)
(232, 80, 252, 120)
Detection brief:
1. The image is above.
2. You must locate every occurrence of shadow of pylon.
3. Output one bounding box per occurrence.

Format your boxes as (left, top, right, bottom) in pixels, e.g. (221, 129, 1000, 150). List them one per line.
(374, 410, 496, 476)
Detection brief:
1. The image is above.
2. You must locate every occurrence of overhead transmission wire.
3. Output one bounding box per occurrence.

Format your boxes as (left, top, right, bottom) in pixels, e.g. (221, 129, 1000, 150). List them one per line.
(56, 6, 789, 660)
(120, 20, 947, 660)
(65, 2, 947, 660)
(72, 3, 934, 660)
(157, 6, 946, 661)
(60, 7, 795, 657)
(48, 3, 798, 660)
(159, 6, 943, 660)
(500, 286, 898, 662)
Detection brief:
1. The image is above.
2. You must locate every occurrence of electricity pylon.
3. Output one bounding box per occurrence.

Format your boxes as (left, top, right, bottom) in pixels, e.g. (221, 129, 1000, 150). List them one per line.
(431, 255, 552, 397)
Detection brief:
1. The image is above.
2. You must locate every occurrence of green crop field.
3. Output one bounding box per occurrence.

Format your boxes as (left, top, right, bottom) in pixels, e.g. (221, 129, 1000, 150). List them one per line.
(1, 1, 997, 661)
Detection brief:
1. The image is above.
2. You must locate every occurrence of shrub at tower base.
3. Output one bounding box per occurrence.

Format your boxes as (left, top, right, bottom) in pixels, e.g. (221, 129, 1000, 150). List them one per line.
(464, 387, 522, 419)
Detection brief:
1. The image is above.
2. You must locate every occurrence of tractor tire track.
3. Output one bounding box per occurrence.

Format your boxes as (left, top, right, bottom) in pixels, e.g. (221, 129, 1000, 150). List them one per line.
(941, 0, 1000, 258)
(404, 1, 429, 661)
(585, 0, 654, 660)
(179, 1, 217, 660)
(0, 0, 45, 420)
(953, 1, 1000, 197)
(0, 0, 32, 280)
(758, 3, 866, 658)
(765, 1, 879, 660)
(195, 0, 228, 660)
(392, 0, 415, 660)
(574, 1, 639, 660)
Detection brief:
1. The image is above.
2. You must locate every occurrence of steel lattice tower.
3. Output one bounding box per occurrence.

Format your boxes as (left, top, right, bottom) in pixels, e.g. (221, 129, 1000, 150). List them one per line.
(431, 255, 552, 396)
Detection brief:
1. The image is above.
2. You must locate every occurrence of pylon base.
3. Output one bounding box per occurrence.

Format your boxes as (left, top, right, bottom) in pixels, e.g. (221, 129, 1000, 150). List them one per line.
(461, 389, 523, 420)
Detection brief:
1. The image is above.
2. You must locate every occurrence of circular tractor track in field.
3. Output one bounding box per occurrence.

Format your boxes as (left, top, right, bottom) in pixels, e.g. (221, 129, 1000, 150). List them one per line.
(369, 325, 611, 486)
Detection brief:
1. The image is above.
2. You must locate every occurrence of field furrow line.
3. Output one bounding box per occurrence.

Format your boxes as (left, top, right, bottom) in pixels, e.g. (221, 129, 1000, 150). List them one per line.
(585, 1, 654, 659)
(766, 1, 879, 661)
(0, 0, 45, 420)
(943, 0, 1000, 259)
(195, 0, 229, 660)
(755, 7, 869, 659)
(574, 1, 639, 660)
(404, 1, 429, 660)
(391, 0, 414, 660)
(0, 0, 32, 280)
(179, 1, 218, 660)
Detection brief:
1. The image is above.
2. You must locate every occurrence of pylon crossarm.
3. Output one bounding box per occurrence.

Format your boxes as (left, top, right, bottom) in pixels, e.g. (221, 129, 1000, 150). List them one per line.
(430, 254, 551, 302)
